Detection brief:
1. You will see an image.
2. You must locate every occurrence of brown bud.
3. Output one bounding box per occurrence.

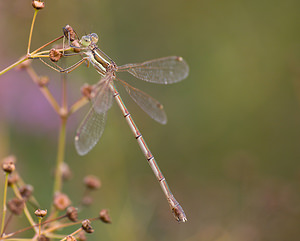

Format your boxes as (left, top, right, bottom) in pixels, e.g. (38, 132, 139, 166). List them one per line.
(7, 173, 20, 186)
(81, 196, 93, 206)
(38, 76, 49, 87)
(66, 206, 78, 222)
(16, 58, 32, 70)
(77, 231, 86, 241)
(66, 236, 77, 241)
(71, 39, 81, 53)
(53, 192, 71, 211)
(61, 162, 72, 181)
(49, 48, 62, 62)
(2, 155, 16, 173)
(32, 0, 45, 10)
(63, 25, 77, 42)
(99, 209, 112, 223)
(80, 84, 93, 99)
(81, 219, 94, 233)
(7, 198, 25, 215)
(83, 175, 101, 190)
(19, 185, 34, 200)
(34, 209, 47, 218)
(37, 234, 49, 241)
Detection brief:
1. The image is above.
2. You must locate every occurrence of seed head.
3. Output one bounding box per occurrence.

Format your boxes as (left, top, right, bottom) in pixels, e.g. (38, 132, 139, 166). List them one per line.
(7, 198, 25, 215)
(71, 39, 81, 53)
(83, 175, 101, 190)
(32, 0, 45, 10)
(2, 155, 16, 173)
(35, 209, 47, 218)
(19, 184, 34, 200)
(63, 25, 77, 42)
(78, 231, 86, 241)
(81, 196, 93, 206)
(66, 206, 78, 222)
(81, 219, 94, 233)
(49, 48, 62, 62)
(38, 76, 49, 87)
(16, 58, 32, 70)
(99, 209, 112, 224)
(53, 192, 71, 211)
(37, 235, 49, 241)
(7, 173, 20, 186)
(61, 162, 72, 181)
(81, 84, 93, 99)
(66, 236, 77, 241)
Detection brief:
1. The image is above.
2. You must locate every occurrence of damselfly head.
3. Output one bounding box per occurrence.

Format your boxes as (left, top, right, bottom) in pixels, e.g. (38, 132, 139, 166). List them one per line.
(80, 35, 92, 47)
(90, 33, 99, 44)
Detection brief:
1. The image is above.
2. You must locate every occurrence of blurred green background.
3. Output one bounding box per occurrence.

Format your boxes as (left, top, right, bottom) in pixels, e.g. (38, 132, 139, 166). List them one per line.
(1, 0, 300, 240)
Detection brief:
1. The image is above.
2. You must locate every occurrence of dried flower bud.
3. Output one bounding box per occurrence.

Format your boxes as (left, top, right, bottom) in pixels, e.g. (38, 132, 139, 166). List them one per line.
(61, 162, 72, 181)
(66, 206, 78, 222)
(83, 175, 101, 190)
(99, 209, 111, 223)
(2, 155, 16, 173)
(63, 25, 77, 42)
(66, 236, 77, 241)
(7, 173, 20, 186)
(35, 209, 47, 218)
(16, 58, 32, 70)
(7, 198, 25, 215)
(49, 48, 62, 62)
(19, 185, 34, 200)
(81, 196, 93, 206)
(77, 231, 86, 241)
(32, 0, 45, 10)
(53, 192, 71, 211)
(81, 219, 94, 233)
(71, 39, 81, 53)
(80, 84, 93, 99)
(37, 234, 49, 241)
(38, 76, 49, 87)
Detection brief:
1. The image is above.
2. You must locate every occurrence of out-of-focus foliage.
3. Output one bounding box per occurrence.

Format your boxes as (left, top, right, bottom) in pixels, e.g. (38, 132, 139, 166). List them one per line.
(1, 0, 300, 240)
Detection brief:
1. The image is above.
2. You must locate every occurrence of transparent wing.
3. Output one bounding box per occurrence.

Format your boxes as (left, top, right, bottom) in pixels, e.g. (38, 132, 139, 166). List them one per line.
(117, 78, 167, 124)
(118, 56, 189, 84)
(75, 106, 107, 156)
(91, 75, 114, 114)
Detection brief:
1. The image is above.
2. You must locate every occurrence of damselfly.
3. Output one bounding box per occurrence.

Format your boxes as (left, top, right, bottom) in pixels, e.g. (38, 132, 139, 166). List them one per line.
(59, 27, 189, 222)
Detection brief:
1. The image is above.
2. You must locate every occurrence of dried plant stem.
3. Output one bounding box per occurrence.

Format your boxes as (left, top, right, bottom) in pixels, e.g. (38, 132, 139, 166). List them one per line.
(69, 97, 89, 116)
(11, 184, 37, 233)
(38, 218, 42, 236)
(30, 35, 65, 56)
(2, 214, 68, 239)
(60, 228, 82, 241)
(1, 173, 9, 236)
(53, 77, 68, 198)
(27, 9, 39, 54)
(53, 118, 67, 196)
(0, 57, 28, 76)
(26, 66, 61, 114)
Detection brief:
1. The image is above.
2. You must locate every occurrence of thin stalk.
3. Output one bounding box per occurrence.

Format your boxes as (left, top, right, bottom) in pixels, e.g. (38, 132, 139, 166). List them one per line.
(2, 214, 68, 239)
(26, 66, 61, 114)
(38, 218, 42, 236)
(68, 97, 89, 116)
(53, 75, 68, 196)
(11, 184, 38, 233)
(1, 173, 9, 236)
(27, 9, 39, 54)
(0, 57, 28, 76)
(53, 118, 67, 195)
(60, 228, 82, 241)
(30, 35, 65, 56)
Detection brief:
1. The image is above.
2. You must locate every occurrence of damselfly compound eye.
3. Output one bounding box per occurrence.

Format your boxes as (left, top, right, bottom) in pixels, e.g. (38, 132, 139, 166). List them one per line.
(80, 35, 92, 47)
(90, 33, 99, 44)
